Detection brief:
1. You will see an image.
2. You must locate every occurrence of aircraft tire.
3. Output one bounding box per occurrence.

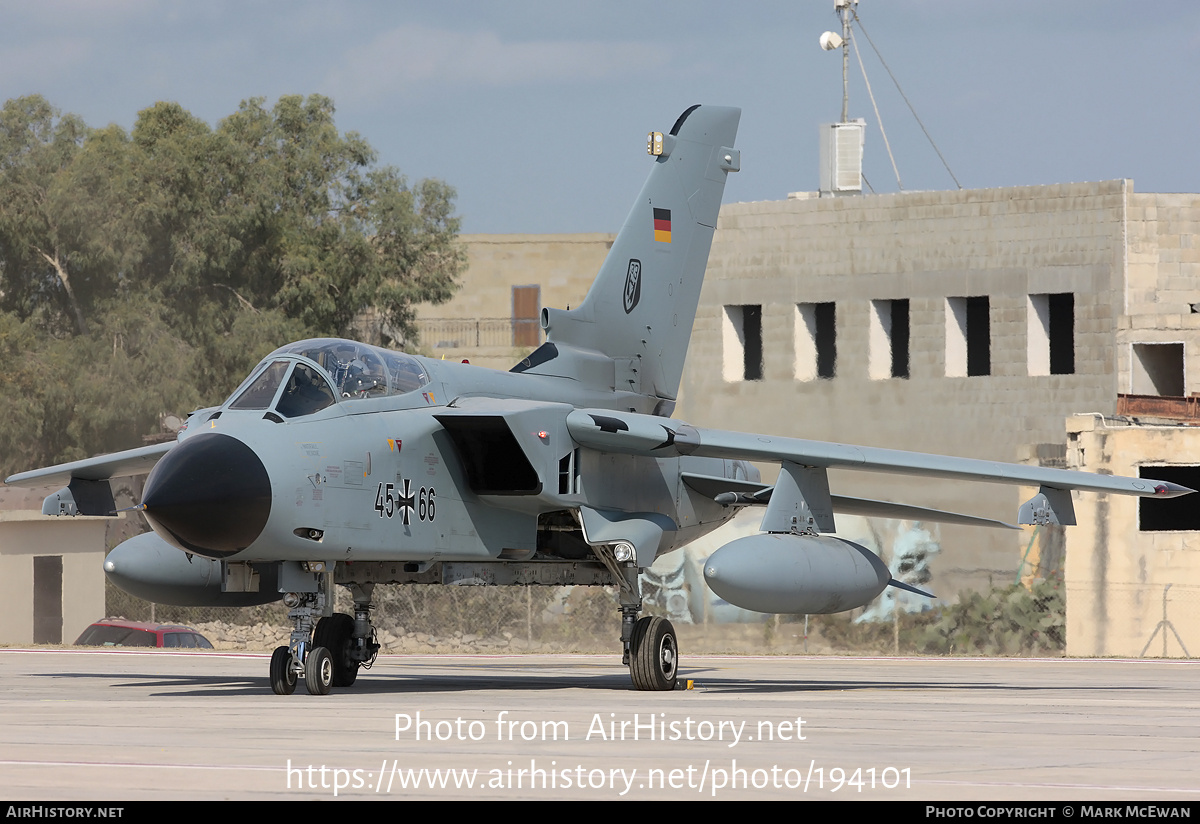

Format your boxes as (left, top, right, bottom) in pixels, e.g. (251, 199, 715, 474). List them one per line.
(270, 645, 296, 695)
(629, 616, 678, 691)
(314, 613, 358, 687)
(305, 646, 334, 695)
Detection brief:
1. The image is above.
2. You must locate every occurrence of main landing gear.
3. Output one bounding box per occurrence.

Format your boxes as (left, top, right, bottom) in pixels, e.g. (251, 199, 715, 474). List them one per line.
(270, 572, 379, 696)
(629, 614, 678, 691)
(600, 543, 679, 691)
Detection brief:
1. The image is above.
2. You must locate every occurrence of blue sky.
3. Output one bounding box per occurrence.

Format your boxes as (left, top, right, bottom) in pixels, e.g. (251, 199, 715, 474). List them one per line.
(4, 1, 1199, 233)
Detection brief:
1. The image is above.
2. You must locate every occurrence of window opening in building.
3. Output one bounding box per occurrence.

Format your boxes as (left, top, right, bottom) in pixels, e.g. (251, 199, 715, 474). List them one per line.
(946, 296, 990, 377)
(1132, 343, 1184, 397)
(1029, 293, 1075, 376)
(722, 305, 763, 381)
(742, 305, 763, 380)
(1139, 466, 1200, 531)
(870, 299, 909, 379)
(796, 302, 836, 380)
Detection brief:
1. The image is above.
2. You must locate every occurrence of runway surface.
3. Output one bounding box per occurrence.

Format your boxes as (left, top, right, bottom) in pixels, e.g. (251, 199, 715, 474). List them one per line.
(1, 648, 1197, 800)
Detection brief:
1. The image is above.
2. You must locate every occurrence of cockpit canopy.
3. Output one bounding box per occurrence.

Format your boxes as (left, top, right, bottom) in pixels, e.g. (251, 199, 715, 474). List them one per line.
(225, 338, 430, 418)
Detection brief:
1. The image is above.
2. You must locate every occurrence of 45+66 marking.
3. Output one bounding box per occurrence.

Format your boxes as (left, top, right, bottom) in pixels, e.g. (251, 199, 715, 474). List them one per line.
(374, 480, 436, 525)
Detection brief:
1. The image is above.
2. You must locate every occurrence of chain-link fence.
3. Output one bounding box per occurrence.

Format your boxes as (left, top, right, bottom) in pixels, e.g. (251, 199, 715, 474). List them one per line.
(1065, 580, 1200, 659)
(105, 577, 626, 653)
(97, 510, 1198, 659)
(102, 573, 1078, 657)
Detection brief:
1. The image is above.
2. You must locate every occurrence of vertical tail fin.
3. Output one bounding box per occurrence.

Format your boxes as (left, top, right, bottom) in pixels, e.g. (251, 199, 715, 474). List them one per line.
(516, 105, 741, 414)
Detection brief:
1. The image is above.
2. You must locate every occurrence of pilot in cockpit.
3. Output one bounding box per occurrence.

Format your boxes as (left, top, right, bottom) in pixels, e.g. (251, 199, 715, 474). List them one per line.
(337, 350, 386, 398)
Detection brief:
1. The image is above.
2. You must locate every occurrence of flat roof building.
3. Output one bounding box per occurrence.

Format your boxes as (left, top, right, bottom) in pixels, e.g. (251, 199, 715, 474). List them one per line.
(422, 179, 1200, 607)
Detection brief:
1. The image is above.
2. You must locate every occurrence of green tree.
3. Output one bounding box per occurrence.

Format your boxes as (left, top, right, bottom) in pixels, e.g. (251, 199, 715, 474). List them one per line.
(0, 94, 465, 474)
(128, 95, 463, 345)
(0, 96, 137, 337)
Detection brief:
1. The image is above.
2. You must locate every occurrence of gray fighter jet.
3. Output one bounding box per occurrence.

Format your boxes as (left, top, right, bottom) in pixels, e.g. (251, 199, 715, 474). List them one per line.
(6, 105, 1192, 694)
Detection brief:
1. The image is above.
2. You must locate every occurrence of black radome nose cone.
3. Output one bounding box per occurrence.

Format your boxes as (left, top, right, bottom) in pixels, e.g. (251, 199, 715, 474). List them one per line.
(142, 432, 272, 558)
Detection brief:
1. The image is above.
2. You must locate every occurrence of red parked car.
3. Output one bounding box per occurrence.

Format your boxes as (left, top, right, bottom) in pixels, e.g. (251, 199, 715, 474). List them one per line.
(74, 619, 214, 649)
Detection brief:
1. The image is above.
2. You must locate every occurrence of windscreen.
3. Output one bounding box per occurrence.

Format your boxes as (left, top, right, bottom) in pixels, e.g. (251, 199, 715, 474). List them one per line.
(270, 339, 430, 400)
(229, 360, 290, 410)
(75, 625, 157, 647)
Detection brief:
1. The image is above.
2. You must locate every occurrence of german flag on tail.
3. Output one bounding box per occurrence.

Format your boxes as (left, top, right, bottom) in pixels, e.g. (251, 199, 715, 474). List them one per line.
(653, 208, 671, 243)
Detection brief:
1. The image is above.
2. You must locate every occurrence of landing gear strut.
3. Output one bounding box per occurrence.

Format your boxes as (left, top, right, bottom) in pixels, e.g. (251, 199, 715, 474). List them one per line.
(269, 565, 379, 696)
(269, 585, 331, 696)
(312, 583, 380, 688)
(597, 543, 679, 691)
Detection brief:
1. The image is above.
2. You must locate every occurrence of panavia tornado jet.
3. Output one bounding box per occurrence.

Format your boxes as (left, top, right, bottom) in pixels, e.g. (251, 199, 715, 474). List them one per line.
(7, 105, 1193, 694)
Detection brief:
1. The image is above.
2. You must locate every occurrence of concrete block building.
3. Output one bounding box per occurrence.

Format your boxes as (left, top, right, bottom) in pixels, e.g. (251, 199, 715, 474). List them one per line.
(419, 179, 1200, 645)
(684, 180, 1200, 603)
(0, 508, 111, 645)
(1065, 414, 1200, 657)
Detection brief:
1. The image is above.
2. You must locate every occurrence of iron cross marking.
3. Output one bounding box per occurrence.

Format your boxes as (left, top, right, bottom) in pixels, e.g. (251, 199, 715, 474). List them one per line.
(397, 479, 415, 525)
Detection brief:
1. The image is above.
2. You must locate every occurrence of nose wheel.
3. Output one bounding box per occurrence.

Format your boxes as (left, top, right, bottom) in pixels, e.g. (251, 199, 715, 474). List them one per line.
(305, 646, 334, 695)
(269, 645, 297, 695)
(269, 643, 336, 695)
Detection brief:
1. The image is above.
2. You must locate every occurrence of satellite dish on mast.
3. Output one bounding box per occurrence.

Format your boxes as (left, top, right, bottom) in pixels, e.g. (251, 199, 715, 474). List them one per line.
(819, 31, 843, 50)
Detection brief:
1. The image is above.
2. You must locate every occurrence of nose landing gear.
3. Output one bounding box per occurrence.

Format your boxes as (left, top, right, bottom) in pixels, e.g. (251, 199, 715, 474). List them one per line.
(269, 568, 379, 696)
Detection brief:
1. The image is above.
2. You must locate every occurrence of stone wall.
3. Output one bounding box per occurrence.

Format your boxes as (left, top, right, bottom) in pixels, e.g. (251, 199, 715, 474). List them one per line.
(414, 233, 613, 369)
(1064, 415, 1200, 657)
(1119, 191, 1200, 395)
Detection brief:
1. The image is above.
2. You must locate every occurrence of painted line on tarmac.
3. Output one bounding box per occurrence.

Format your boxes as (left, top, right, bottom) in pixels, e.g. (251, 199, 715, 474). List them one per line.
(0, 758, 277, 772)
(0, 648, 263, 660)
(923, 777, 1200, 795)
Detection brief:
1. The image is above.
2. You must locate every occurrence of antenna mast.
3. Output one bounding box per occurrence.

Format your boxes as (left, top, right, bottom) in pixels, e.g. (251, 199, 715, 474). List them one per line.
(838, 0, 854, 123)
(818, 1, 865, 196)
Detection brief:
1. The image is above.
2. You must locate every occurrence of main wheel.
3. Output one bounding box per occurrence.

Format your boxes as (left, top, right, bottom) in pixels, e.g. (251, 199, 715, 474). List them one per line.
(270, 645, 296, 695)
(305, 646, 333, 695)
(314, 613, 358, 687)
(629, 616, 678, 691)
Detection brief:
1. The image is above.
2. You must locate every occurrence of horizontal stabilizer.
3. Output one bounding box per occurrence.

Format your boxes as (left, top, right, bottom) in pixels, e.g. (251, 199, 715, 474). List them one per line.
(681, 472, 1022, 529)
(831, 495, 1020, 530)
(888, 578, 935, 599)
(681, 472, 770, 500)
